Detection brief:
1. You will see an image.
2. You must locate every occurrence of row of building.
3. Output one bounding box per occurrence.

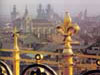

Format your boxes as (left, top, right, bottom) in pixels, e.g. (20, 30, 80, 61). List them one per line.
(9, 4, 62, 40)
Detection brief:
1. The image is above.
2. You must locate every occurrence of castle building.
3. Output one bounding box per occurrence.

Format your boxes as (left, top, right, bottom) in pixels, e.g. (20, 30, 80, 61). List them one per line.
(31, 19, 56, 39)
(10, 4, 60, 41)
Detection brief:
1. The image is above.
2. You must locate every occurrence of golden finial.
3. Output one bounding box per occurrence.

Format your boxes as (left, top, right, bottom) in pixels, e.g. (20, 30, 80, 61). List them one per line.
(64, 12, 72, 26)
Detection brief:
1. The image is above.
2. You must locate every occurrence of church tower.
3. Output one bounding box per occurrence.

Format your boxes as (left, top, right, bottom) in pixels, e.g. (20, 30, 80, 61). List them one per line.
(23, 5, 28, 19)
(11, 5, 18, 21)
(23, 5, 32, 32)
(37, 4, 45, 19)
(84, 9, 88, 19)
(23, 5, 29, 32)
(45, 4, 53, 20)
(37, 4, 42, 19)
(78, 11, 83, 20)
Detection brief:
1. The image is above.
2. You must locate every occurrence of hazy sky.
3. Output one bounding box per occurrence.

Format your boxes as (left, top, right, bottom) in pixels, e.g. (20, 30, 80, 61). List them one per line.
(1, 0, 100, 17)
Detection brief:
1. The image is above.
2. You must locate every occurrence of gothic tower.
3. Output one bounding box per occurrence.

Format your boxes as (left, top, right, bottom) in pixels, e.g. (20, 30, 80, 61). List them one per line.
(11, 5, 18, 21)
(78, 11, 83, 20)
(45, 4, 53, 20)
(37, 4, 43, 19)
(23, 5, 28, 19)
(23, 5, 29, 32)
(84, 9, 88, 19)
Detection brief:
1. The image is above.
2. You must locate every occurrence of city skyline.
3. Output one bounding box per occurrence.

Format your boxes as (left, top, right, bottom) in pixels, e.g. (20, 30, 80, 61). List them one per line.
(0, 0, 100, 17)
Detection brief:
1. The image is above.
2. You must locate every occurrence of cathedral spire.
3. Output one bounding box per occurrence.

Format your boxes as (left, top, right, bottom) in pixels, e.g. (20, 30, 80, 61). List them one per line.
(84, 9, 88, 19)
(45, 4, 53, 19)
(13, 5, 17, 13)
(25, 5, 28, 16)
(11, 5, 18, 21)
(37, 4, 43, 19)
(23, 5, 28, 18)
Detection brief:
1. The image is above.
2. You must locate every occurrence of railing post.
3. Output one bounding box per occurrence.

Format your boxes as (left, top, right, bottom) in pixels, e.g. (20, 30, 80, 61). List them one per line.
(64, 35, 73, 75)
(57, 12, 80, 75)
(13, 27, 20, 75)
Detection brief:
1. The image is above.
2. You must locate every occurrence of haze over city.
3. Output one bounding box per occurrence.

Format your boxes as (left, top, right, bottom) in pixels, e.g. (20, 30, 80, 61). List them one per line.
(0, 0, 100, 17)
(0, 1, 100, 75)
